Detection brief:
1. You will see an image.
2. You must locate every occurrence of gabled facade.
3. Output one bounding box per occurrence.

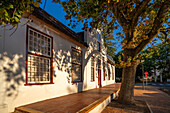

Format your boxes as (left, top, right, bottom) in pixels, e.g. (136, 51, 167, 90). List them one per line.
(0, 7, 115, 113)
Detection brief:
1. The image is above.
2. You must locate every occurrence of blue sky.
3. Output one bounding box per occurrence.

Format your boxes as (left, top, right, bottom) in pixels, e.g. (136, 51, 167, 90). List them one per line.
(40, 0, 84, 32)
(39, 0, 123, 53)
(39, 0, 165, 54)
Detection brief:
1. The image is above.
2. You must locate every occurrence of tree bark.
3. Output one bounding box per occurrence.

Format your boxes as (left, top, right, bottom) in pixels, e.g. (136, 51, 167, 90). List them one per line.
(117, 50, 138, 104)
(118, 64, 137, 104)
(116, 0, 169, 105)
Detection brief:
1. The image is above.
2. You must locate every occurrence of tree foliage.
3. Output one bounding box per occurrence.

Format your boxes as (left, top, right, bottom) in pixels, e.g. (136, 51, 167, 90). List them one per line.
(53, 0, 169, 64)
(0, 0, 41, 27)
(139, 42, 170, 80)
(1, 0, 169, 104)
(52, 0, 169, 104)
(115, 42, 170, 80)
(113, 51, 123, 78)
(103, 33, 117, 58)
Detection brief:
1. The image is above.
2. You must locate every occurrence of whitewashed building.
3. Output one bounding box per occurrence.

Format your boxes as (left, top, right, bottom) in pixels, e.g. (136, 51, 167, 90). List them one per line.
(0, 7, 115, 113)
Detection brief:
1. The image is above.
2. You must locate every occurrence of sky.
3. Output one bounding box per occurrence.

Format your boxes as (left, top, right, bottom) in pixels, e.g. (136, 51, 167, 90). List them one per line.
(39, 0, 165, 54)
(39, 0, 123, 53)
(40, 0, 84, 32)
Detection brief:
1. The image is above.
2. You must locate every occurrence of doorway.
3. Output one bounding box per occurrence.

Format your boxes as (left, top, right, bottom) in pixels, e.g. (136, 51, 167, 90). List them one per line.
(98, 69, 101, 87)
(97, 59, 101, 87)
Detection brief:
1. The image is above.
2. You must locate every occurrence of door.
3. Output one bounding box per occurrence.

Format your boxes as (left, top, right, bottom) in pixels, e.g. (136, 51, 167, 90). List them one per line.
(98, 69, 101, 87)
(97, 59, 101, 87)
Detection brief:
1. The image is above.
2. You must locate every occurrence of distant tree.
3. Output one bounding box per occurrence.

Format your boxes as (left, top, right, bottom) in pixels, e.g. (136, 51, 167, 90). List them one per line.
(139, 42, 170, 82)
(113, 51, 123, 80)
(103, 33, 117, 58)
(53, 0, 170, 104)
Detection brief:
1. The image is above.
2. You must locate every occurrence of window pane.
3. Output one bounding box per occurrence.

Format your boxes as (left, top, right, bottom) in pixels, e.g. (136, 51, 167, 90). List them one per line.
(27, 54, 51, 83)
(97, 59, 101, 69)
(28, 28, 51, 57)
(91, 68, 94, 81)
(72, 64, 81, 81)
(72, 49, 81, 64)
(71, 48, 82, 82)
(103, 57, 105, 81)
(108, 67, 110, 80)
(91, 57, 94, 81)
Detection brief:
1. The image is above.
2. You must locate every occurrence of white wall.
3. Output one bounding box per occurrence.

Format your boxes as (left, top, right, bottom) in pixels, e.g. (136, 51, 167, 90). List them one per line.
(0, 15, 115, 113)
(0, 18, 27, 113)
(84, 28, 115, 89)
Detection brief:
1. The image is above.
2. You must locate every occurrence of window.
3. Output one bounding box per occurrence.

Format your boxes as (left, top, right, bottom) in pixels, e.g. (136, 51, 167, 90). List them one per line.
(97, 32, 101, 52)
(112, 65, 114, 80)
(108, 65, 111, 80)
(97, 59, 101, 69)
(71, 47, 82, 82)
(103, 58, 106, 81)
(97, 42, 100, 51)
(26, 26, 53, 85)
(91, 57, 95, 82)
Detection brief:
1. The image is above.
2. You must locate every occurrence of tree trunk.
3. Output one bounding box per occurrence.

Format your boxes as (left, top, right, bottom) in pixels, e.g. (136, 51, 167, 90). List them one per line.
(118, 62, 137, 104)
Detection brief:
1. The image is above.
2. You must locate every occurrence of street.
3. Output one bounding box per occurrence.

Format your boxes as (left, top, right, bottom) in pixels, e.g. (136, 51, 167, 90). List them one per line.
(135, 82, 170, 91)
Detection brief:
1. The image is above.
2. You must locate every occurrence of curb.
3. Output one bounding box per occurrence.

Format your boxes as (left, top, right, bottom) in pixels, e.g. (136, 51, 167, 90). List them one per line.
(14, 106, 44, 113)
(77, 88, 120, 113)
(145, 100, 153, 113)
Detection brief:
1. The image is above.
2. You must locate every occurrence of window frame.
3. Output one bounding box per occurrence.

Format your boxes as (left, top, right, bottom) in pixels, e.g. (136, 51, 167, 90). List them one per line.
(108, 65, 111, 80)
(103, 58, 106, 81)
(91, 56, 95, 82)
(71, 47, 82, 83)
(25, 25, 53, 85)
(112, 65, 114, 80)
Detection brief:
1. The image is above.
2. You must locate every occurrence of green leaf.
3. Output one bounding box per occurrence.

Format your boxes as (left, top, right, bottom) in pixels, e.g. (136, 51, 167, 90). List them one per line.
(9, 4, 14, 9)
(14, 17, 20, 22)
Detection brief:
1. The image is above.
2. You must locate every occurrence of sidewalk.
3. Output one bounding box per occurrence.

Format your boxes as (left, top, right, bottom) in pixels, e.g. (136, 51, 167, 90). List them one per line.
(134, 85, 170, 113)
(15, 83, 121, 113)
(102, 85, 170, 113)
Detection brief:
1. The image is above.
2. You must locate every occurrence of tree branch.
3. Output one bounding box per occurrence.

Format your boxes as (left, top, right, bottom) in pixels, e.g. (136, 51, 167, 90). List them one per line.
(117, 1, 150, 49)
(122, 0, 150, 49)
(111, 3, 129, 30)
(130, 0, 150, 27)
(12, 8, 17, 18)
(134, 0, 170, 55)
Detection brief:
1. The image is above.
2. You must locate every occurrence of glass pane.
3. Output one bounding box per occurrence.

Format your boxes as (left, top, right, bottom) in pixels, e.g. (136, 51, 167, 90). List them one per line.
(97, 59, 101, 69)
(108, 67, 110, 80)
(72, 64, 81, 81)
(28, 28, 52, 57)
(91, 68, 94, 81)
(91, 57, 94, 67)
(27, 54, 51, 83)
(30, 30, 33, 35)
(72, 49, 81, 64)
